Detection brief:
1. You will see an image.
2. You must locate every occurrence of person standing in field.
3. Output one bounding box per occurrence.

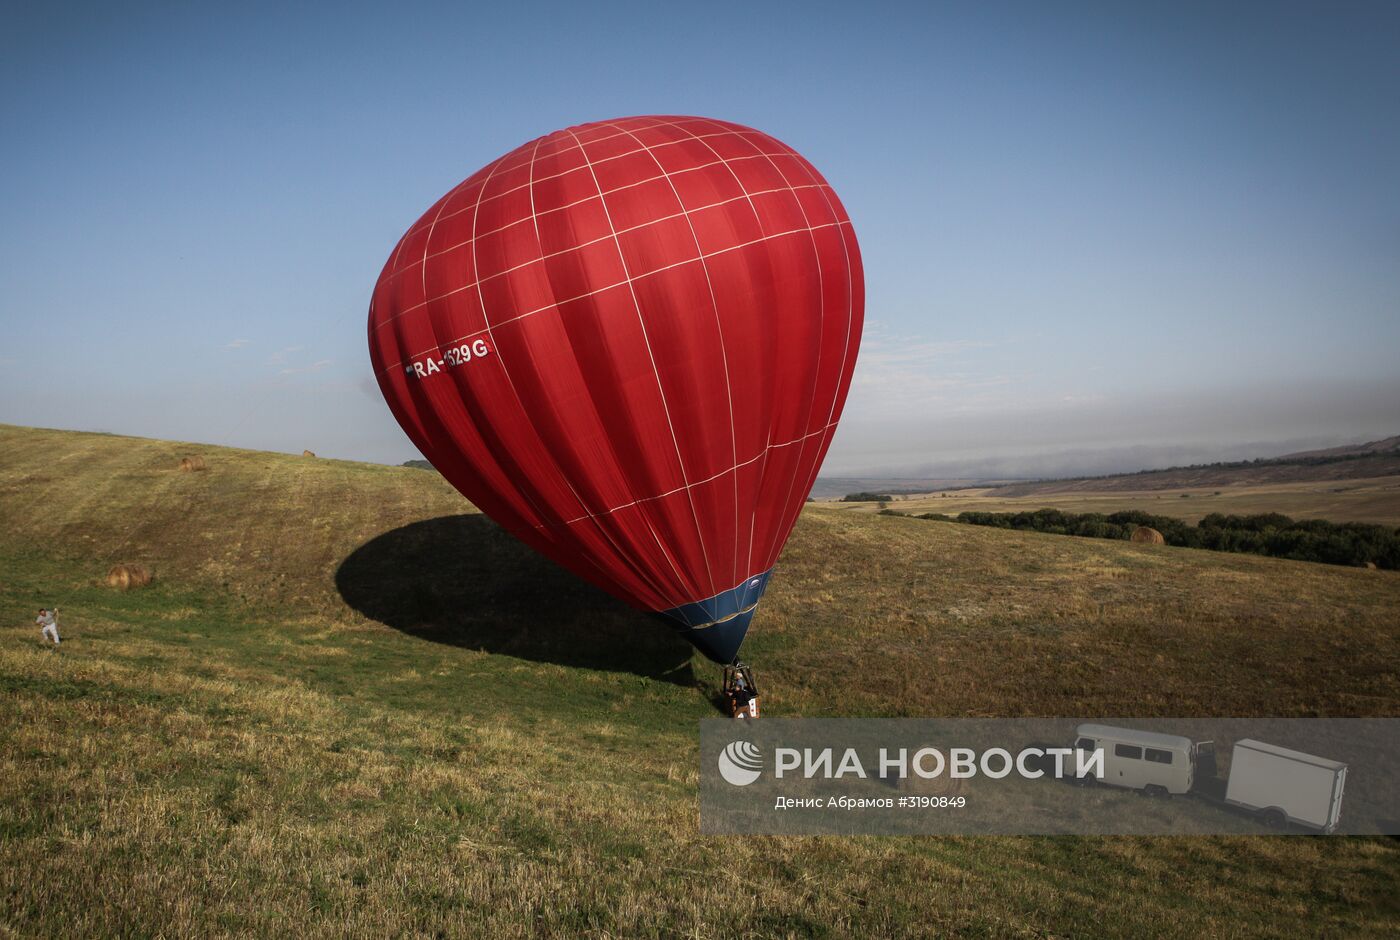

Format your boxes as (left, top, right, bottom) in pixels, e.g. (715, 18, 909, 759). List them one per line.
(35, 608, 60, 646)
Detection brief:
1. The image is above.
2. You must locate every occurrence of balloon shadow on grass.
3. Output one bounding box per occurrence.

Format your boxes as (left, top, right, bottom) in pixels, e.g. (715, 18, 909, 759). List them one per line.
(335, 513, 699, 684)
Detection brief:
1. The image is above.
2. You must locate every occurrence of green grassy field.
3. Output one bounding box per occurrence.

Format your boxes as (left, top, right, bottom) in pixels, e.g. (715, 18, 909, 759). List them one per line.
(2, 424, 1398, 937)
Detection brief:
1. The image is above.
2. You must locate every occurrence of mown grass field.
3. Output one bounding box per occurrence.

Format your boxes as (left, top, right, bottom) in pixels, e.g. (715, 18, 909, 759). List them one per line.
(830, 475, 1400, 527)
(2, 423, 1398, 937)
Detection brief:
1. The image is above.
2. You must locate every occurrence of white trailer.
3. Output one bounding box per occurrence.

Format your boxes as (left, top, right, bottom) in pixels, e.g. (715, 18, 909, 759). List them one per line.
(1224, 739, 1347, 832)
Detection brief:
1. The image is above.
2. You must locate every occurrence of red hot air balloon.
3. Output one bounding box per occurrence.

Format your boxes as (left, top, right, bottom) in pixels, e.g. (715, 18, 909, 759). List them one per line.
(368, 115, 863, 664)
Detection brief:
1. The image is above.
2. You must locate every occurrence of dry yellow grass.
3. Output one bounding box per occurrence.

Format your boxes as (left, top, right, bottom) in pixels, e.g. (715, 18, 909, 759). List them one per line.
(1, 423, 1397, 937)
(835, 475, 1400, 526)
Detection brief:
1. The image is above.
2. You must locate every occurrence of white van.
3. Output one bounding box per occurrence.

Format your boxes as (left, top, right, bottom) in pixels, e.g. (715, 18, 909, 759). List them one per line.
(1073, 724, 1214, 796)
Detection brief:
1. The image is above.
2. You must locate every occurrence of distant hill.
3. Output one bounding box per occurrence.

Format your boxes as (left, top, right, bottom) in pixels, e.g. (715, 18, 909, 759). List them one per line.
(984, 435, 1400, 497)
(816, 436, 1400, 500)
(1279, 435, 1400, 460)
(808, 476, 1009, 500)
(400, 458, 435, 471)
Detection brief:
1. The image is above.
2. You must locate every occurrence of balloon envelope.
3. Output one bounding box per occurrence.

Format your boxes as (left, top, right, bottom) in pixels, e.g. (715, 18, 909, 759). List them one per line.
(368, 115, 863, 663)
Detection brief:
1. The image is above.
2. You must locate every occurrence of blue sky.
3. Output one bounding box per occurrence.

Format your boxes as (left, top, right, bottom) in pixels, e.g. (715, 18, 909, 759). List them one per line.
(2, 1, 1397, 476)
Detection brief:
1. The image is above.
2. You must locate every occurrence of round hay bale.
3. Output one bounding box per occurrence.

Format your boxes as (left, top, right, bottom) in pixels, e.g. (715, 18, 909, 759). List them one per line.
(1130, 526, 1166, 545)
(106, 564, 152, 590)
(302, 449, 316, 458)
(1364, 561, 1378, 570)
(178, 455, 206, 472)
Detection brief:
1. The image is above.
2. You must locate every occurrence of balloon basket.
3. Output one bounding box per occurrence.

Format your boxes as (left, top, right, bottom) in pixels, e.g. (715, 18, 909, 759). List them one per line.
(723, 662, 760, 719)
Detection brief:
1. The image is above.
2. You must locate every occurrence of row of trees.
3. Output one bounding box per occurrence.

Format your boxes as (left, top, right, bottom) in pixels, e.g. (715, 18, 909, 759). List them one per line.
(911, 508, 1400, 570)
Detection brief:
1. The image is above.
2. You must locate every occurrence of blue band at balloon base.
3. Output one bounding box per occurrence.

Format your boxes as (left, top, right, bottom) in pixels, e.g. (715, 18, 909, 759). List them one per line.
(657, 569, 773, 664)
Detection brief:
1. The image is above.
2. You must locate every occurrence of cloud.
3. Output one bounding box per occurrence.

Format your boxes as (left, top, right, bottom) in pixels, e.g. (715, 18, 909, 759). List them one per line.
(359, 376, 384, 400)
(268, 345, 305, 365)
(844, 330, 1011, 415)
(223, 339, 250, 349)
(279, 358, 333, 376)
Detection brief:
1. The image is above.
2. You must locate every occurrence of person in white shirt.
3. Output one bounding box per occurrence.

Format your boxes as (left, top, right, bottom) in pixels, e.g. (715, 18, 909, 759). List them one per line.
(35, 608, 60, 646)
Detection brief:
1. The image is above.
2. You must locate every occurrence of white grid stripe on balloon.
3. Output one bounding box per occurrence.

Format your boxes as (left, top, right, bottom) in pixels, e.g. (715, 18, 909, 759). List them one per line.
(378, 218, 853, 376)
(560, 124, 720, 599)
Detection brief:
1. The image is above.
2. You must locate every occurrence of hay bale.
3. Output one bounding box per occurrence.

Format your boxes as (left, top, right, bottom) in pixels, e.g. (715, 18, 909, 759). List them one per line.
(1365, 561, 1378, 570)
(302, 450, 316, 458)
(1130, 526, 1166, 545)
(178, 455, 206, 472)
(106, 564, 152, 590)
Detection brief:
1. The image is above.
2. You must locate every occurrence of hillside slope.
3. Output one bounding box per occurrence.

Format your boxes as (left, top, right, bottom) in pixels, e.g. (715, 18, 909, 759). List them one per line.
(839, 475, 1400, 527)
(986, 435, 1400, 497)
(2, 424, 1398, 937)
(1282, 435, 1400, 460)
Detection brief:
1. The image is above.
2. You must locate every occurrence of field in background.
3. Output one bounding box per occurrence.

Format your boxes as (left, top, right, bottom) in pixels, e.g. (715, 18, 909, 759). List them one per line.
(2, 424, 1398, 937)
(828, 475, 1400, 527)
